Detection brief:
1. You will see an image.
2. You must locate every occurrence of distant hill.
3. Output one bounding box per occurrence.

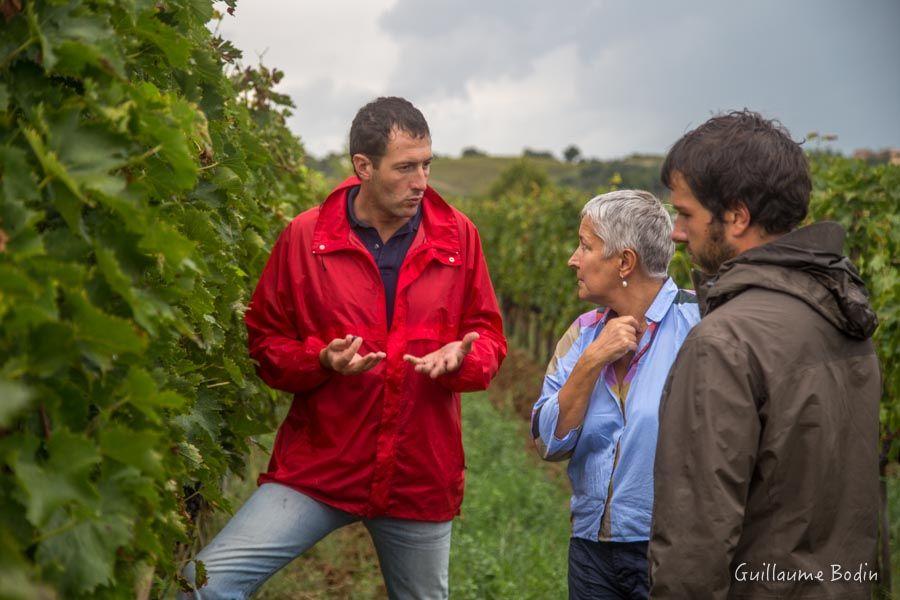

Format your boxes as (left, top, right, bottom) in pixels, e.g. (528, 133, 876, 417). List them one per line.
(429, 156, 576, 198)
(307, 152, 665, 199)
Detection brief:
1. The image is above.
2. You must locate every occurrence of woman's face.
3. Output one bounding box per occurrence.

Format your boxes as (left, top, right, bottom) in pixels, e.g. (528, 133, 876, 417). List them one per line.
(568, 216, 620, 305)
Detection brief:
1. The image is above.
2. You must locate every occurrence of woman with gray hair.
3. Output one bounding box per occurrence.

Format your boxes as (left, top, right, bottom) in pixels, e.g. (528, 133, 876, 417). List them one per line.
(531, 190, 700, 599)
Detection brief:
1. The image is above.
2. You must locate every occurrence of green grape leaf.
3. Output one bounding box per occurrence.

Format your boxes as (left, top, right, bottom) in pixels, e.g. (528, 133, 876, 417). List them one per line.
(138, 221, 196, 266)
(0, 380, 32, 427)
(67, 292, 146, 368)
(11, 429, 100, 528)
(46, 109, 129, 197)
(222, 356, 244, 387)
(35, 510, 131, 595)
(99, 425, 163, 477)
(120, 367, 186, 420)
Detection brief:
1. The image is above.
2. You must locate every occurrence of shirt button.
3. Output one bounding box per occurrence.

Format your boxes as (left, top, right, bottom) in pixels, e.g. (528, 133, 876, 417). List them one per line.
(318, 244, 325, 250)
(449, 256, 455, 263)
(374, 243, 380, 249)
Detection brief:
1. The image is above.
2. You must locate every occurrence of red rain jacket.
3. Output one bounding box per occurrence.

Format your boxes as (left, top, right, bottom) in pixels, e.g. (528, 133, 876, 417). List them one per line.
(246, 177, 507, 521)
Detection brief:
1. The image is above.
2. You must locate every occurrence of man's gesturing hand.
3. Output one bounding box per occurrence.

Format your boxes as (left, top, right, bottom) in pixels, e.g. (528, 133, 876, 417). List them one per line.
(403, 332, 479, 379)
(319, 335, 386, 375)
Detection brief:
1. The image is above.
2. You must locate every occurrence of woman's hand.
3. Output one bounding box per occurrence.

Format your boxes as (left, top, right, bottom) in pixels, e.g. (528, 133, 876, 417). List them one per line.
(583, 316, 643, 366)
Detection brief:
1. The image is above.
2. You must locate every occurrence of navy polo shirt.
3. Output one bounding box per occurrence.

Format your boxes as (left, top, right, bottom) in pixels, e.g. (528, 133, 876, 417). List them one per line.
(346, 186, 422, 327)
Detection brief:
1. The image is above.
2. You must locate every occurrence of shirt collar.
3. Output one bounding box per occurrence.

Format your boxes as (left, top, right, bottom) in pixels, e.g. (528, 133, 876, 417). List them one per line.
(346, 185, 423, 235)
(644, 277, 679, 323)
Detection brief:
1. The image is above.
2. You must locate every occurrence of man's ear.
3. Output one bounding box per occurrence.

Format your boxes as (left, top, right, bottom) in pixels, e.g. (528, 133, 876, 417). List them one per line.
(724, 202, 752, 237)
(352, 154, 373, 180)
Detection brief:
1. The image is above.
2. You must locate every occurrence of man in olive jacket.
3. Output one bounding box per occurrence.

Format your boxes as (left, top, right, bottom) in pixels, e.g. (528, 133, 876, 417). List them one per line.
(649, 111, 881, 599)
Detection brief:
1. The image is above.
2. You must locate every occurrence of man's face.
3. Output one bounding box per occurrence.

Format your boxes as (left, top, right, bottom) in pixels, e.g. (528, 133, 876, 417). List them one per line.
(670, 171, 737, 274)
(363, 129, 433, 222)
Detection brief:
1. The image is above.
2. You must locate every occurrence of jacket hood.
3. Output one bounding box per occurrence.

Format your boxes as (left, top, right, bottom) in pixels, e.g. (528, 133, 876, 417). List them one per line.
(693, 221, 878, 339)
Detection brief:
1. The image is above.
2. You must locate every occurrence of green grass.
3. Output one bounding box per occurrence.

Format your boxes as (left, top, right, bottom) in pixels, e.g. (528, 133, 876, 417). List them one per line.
(450, 393, 571, 599)
(189, 392, 573, 599)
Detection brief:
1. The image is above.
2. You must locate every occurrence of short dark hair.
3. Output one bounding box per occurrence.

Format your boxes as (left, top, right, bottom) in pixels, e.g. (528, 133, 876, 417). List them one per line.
(349, 97, 430, 166)
(661, 110, 811, 234)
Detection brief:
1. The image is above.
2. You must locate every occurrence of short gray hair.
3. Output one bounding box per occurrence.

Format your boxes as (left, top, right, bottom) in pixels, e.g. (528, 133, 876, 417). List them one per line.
(581, 190, 674, 278)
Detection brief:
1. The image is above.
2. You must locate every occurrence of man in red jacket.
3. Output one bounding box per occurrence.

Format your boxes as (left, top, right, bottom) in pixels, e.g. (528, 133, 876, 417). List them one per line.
(182, 97, 507, 599)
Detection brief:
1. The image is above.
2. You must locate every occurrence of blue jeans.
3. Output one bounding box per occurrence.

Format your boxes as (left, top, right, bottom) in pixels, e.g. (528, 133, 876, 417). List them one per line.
(567, 538, 649, 600)
(180, 483, 452, 599)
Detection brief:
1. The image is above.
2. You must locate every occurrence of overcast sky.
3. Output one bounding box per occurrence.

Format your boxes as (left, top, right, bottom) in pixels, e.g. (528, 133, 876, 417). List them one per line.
(217, 0, 900, 159)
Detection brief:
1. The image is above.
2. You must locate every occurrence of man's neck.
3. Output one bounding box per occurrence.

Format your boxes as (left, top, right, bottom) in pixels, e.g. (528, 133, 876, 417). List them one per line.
(354, 188, 412, 243)
(731, 227, 784, 256)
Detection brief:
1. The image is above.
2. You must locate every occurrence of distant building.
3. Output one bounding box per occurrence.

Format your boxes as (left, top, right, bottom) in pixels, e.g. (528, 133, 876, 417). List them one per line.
(852, 148, 900, 165)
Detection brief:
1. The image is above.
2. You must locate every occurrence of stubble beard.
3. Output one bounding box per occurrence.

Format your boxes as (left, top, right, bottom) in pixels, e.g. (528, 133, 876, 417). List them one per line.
(695, 219, 737, 275)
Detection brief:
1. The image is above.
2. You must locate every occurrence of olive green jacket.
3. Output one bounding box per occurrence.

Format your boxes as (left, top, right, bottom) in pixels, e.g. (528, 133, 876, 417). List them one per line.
(649, 222, 881, 599)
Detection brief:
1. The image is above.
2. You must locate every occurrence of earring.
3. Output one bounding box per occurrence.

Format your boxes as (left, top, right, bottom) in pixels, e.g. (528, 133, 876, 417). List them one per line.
(621, 278, 628, 288)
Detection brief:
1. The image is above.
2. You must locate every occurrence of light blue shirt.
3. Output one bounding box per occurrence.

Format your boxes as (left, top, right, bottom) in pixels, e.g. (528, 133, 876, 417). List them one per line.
(531, 277, 700, 541)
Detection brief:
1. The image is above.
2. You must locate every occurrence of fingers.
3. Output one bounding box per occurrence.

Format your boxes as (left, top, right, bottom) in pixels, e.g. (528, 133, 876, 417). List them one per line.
(331, 336, 363, 371)
(618, 327, 638, 354)
(324, 335, 388, 374)
(427, 349, 466, 379)
(346, 351, 386, 374)
(403, 354, 424, 365)
(428, 356, 450, 379)
(404, 350, 439, 376)
(423, 355, 452, 379)
(437, 353, 461, 378)
(590, 316, 645, 364)
(412, 357, 436, 374)
(459, 331, 479, 354)
(321, 335, 353, 370)
(411, 356, 443, 377)
(345, 335, 364, 357)
(405, 337, 475, 379)
(327, 334, 354, 350)
(611, 316, 641, 332)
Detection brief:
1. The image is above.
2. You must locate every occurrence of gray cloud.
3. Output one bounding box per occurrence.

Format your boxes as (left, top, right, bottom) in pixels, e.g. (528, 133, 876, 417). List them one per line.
(282, 78, 373, 155)
(379, 0, 593, 99)
(567, 0, 900, 152)
(218, 0, 900, 157)
(377, 0, 900, 155)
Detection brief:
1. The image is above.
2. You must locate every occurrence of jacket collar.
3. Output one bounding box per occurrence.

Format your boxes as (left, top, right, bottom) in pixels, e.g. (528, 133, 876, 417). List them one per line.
(691, 269, 715, 316)
(694, 221, 877, 338)
(311, 176, 459, 255)
(688, 222, 851, 315)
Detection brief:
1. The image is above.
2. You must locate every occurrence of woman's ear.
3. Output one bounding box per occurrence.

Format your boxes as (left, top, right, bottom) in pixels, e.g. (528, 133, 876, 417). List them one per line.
(620, 248, 639, 278)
